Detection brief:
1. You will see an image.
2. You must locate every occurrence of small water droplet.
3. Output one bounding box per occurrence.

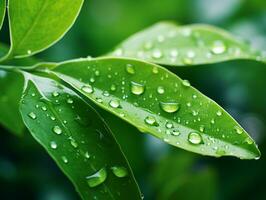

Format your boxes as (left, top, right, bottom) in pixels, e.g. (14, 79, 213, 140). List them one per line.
(109, 99, 121, 108)
(96, 98, 103, 103)
(103, 91, 110, 97)
(152, 49, 163, 59)
(211, 40, 226, 54)
(160, 102, 180, 113)
(152, 67, 159, 74)
(157, 86, 165, 94)
(234, 126, 243, 134)
(50, 141, 57, 149)
(131, 81, 145, 95)
(41, 106, 47, 111)
(144, 41, 154, 50)
(86, 168, 107, 188)
(28, 112, 37, 119)
(216, 148, 226, 156)
(27, 50, 32, 55)
(126, 64, 135, 74)
(170, 49, 178, 58)
(182, 80, 191, 87)
(244, 137, 253, 145)
(199, 125, 205, 132)
(188, 132, 203, 145)
(67, 98, 74, 104)
(111, 166, 128, 178)
(182, 57, 193, 65)
(52, 91, 59, 97)
(81, 85, 94, 94)
(144, 116, 158, 126)
(110, 84, 116, 91)
(165, 121, 173, 129)
(172, 129, 180, 136)
(62, 156, 68, 163)
(70, 138, 78, 148)
(85, 151, 91, 159)
(53, 126, 62, 135)
(216, 110, 222, 116)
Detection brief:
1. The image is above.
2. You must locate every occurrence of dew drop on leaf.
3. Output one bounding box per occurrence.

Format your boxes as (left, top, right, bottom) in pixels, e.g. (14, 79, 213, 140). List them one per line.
(62, 156, 68, 164)
(144, 116, 158, 126)
(85, 151, 91, 159)
(111, 166, 128, 178)
(152, 49, 163, 59)
(182, 80, 191, 87)
(211, 40, 226, 54)
(216, 110, 222, 116)
(165, 121, 174, 129)
(67, 98, 74, 104)
(109, 99, 121, 108)
(130, 81, 145, 95)
(157, 86, 165, 94)
(234, 126, 243, 134)
(188, 132, 203, 145)
(28, 112, 37, 119)
(69, 138, 78, 148)
(171, 129, 180, 136)
(52, 91, 60, 97)
(53, 126, 62, 135)
(160, 102, 180, 113)
(50, 141, 58, 149)
(86, 168, 107, 188)
(81, 85, 94, 94)
(126, 64, 135, 74)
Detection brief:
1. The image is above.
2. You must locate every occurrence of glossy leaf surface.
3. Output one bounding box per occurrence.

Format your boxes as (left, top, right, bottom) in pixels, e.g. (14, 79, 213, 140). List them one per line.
(7, 0, 83, 58)
(20, 73, 141, 200)
(110, 22, 266, 66)
(49, 57, 260, 159)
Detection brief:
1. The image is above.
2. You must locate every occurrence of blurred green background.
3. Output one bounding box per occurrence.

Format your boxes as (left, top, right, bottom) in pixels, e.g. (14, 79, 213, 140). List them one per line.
(1, 0, 266, 199)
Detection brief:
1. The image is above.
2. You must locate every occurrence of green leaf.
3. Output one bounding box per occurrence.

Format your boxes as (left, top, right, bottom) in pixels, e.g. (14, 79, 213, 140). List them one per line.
(109, 22, 266, 66)
(0, 70, 24, 135)
(48, 57, 260, 159)
(20, 73, 142, 199)
(0, 0, 6, 30)
(6, 0, 83, 58)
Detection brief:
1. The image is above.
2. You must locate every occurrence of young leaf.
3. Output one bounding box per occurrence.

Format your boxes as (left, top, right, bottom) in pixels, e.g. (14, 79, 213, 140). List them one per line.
(20, 73, 142, 200)
(6, 0, 83, 58)
(48, 57, 260, 159)
(0, 70, 24, 135)
(0, 0, 6, 30)
(109, 22, 266, 66)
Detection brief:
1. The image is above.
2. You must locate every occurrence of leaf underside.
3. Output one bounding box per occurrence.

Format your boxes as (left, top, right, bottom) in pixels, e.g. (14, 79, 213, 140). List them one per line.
(20, 73, 141, 200)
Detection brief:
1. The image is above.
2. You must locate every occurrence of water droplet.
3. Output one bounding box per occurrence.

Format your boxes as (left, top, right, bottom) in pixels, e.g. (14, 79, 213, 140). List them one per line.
(152, 66, 159, 74)
(157, 86, 165, 94)
(110, 84, 116, 91)
(50, 116, 56, 121)
(126, 64, 135, 74)
(81, 85, 94, 94)
(131, 81, 145, 95)
(170, 49, 178, 58)
(245, 137, 253, 145)
(52, 91, 59, 97)
(28, 112, 37, 119)
(95, 70, 100, 76)
(199, 125, 205, 132)
(182, 57, 193, 65)
(103, 91, 110, 97)
(172, 129, 180, 136)
(96, 98, 103, 103)
(234, 126, 243, 134)
(67, 98, 74, 104)
(70, 138, 78, 148)
(165, 121, 173, 129)
(85, 152, 91, 159)
(216, 148, 226, 156)
(111, 166, 128, 178)
(109, 99, 120, 108)
(144, 116, 158, 126)
(182, 80, 191, 87)
(144, 41, 154, 50)
(211, 40, 226, 54)
(41, 106, 47, 111)
(216, 110, 222, 116)
(53, 126, 62, 135)
(188, 132, 203, 145)
(27, 50, 32, 54)
(86, 168, 107, 188)
(62, 156, 68, 163)
(160, 102, 180, 113)
(152, 49, 163, 59)
(50, 141, 57, 149)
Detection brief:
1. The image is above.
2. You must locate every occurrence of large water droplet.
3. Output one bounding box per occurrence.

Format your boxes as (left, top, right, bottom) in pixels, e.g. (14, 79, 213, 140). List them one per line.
(111, 166, 128, 178)
(211, 41, 226, 54)
(188, 132, 203, 145)
(86, 168, 107, 188)
(28, 112, 37, 119)
(160, 102, 180, 113)
(109, 99, 121, 108)
(53, 126, 62, 135)
(81, 85, 94, 94)
(131, 81, 145, 95)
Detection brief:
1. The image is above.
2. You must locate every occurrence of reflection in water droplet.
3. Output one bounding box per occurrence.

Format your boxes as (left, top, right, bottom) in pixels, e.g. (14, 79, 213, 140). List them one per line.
(188, 132, 203, 145)
(109, 99, 121, 108)
(53, 126, 62, 135)
(160, 102, 180, 113)
(111, 166, 128, 178)
(86, 168, 107, 188)
(131, 81, 145, 95)
(28, 112, 37, 119)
